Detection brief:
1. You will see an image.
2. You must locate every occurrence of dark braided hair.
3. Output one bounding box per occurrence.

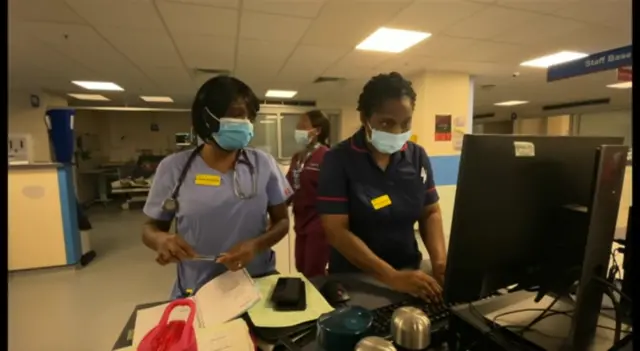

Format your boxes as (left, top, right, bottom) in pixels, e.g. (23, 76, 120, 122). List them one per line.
(357, 72, 417, 119)
(191, 76, 260, 142)
(305, 109, 331, 147)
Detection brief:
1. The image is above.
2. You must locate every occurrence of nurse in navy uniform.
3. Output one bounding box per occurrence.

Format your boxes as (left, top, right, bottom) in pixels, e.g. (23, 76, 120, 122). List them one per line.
(317, 72, 447, 301)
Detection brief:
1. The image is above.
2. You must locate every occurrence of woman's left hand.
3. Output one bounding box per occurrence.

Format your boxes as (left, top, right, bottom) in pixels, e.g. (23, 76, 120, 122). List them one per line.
(216, 240, 258, 271)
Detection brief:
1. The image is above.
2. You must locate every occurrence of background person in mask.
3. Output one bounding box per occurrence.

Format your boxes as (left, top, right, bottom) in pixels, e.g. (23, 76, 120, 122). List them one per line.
(286, 110, 331, 278)
(142, 76, 292, 299)
(317, 72, 447, 302)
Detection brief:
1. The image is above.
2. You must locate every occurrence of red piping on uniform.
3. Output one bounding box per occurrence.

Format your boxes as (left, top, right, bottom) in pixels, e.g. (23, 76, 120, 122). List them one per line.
(318, 196, 348, 202)
(350, 138, 367, 152)
(426, 187, 437, 192)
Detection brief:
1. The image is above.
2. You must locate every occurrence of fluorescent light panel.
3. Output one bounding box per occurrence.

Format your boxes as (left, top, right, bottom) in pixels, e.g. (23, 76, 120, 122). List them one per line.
(494, 100, 529, 106)
(72, 81, 124, 91)
(606, 82, 632, 89)
(140, 96, 174, 103)
(356, 27, 431, 53)
(68, 93, 110, 101)
(265, 90, 297, 98)
(520, 51, 589, 68)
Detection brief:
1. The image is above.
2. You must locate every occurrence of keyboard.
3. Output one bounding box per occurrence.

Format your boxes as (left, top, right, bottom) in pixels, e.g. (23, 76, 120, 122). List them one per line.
(369, 299, 451, 344)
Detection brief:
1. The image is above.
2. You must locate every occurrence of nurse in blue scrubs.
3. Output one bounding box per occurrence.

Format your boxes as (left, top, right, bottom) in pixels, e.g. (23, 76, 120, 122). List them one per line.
(142, 76, 293, 299)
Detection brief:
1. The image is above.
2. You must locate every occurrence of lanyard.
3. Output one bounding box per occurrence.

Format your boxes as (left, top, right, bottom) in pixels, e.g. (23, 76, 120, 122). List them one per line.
(292, 144, 320, 190)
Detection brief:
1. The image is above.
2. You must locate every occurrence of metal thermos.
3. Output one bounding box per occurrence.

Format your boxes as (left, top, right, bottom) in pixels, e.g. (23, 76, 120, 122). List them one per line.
(390, 307, 431, 350)
(354, 336, 397, 351)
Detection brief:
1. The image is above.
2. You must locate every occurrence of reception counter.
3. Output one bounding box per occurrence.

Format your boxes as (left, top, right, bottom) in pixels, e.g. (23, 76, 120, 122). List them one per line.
(8, 163, 81, 271)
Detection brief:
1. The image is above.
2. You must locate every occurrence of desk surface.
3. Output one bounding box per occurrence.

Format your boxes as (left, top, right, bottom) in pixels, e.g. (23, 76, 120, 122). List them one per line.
(113, 274, 408, 350)
(451, 291, 629, 351)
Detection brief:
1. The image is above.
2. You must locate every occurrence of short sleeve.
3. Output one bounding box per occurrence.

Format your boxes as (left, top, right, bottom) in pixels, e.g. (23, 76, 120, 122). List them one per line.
(143, 156, 176, 221)
(266, 154, 293, 206)
(316, 149, 349, 214)
(419, 148, 440, 206)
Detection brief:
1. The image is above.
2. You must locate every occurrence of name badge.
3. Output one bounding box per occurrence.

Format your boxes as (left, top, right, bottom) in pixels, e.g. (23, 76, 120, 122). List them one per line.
(371, 194, 392, 210)
(194, 174, 221, 186)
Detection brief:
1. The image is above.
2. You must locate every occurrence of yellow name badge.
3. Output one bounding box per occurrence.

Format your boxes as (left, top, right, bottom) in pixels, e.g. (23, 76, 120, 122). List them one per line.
(194, 174, 221, 187)
(371, 194, 392, 210)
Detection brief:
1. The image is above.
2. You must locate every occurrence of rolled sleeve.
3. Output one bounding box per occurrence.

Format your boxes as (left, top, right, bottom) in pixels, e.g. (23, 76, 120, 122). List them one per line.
(317, 149, 349, 214)
(420, 148, 440, 207)
(266, 154, 293, 206)
(143, 157, 176, 221)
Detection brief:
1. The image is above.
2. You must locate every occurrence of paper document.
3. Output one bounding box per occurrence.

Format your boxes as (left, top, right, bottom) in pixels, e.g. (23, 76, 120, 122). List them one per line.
(195, 318, 254, 351)
(248, 273, 334, 328)
(133, 269, 260, 346)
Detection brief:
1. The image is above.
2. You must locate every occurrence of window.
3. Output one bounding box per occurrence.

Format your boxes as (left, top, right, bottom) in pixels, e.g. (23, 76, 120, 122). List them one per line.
(248, 107, 342, 162)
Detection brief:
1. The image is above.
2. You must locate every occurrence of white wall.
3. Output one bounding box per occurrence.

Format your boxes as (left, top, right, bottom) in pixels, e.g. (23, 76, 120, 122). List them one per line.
(8, 91, 69, 162)
(577, 110, 632, 146)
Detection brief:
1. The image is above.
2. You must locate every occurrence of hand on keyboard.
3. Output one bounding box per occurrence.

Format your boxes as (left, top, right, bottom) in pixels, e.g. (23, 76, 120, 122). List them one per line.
(386, 270, 443, 303)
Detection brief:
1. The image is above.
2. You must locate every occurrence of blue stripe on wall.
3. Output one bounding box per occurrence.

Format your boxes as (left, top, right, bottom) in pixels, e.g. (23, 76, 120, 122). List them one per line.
(57, 165, 81, 264)
(430, 155, 460, 186)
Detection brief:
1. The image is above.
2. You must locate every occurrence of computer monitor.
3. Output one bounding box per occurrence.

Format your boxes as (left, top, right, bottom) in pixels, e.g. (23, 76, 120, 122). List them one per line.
(565, 145, 628, 349)
(443, 135, 624, 305)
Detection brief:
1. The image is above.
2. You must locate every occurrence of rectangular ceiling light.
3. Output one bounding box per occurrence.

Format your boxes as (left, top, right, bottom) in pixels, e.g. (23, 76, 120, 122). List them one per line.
(494, 100, 529, 106)
(356, 27, 431, 53)
(140, 96, 174, 103)
(606, 82, 632, 89)
(265, 90, 297, 98)
(68, 93, 110, 101)
(71, 81, 124, 91)
(520, 51, 589, 68)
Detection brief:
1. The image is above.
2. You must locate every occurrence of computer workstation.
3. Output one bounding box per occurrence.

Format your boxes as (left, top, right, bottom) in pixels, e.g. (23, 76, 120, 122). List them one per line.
(443, 135, 631, 350)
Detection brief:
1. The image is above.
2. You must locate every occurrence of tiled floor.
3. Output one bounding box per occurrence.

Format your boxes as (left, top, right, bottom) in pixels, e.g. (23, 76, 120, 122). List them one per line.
(9, 207, 174, 351)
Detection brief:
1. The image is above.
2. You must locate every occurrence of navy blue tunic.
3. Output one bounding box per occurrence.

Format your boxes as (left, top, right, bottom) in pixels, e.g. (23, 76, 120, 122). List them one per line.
(317, 128, 440, 273)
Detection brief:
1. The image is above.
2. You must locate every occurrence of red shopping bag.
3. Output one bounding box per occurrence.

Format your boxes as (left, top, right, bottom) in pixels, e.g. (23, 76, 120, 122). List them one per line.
(138, 299, 198, 351)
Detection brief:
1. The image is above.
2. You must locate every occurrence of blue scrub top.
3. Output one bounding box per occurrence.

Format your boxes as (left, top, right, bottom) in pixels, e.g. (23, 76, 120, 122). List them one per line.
(316, 128, 440, 273)
(144, 148, 292, 298)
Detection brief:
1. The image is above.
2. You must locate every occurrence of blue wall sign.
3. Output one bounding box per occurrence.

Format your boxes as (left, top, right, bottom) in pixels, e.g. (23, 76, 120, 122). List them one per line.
(547, 45, 632, 82)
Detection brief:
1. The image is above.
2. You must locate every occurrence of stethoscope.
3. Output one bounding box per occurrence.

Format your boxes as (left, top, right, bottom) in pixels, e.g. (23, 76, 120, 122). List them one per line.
(161, 143, 259, 213)
(161, 143, 259, 298)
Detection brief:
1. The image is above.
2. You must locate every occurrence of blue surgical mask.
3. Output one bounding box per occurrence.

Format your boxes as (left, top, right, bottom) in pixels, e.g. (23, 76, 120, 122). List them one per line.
(368, 126, 411, 154)
(204, 107, 254, 150)
(213, 118, 254, 150)
(294, 129, 311, 147)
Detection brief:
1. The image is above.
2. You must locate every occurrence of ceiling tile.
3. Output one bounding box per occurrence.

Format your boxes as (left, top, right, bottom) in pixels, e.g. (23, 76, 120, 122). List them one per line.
(9, 0, 86, 24)
(408, 35, 478, 58)
(462, 40, 525, 63)
(495, 0, 570, 14)
(388, 0, 488, 34)
(277, 45, 349, 83)
(235, 40, 297, 82)
(65, 0, 165, 30)
(243, 0, 326, 18)
(554, 0, 631, 26)
(300, 0, 412, 48)
(22, 22, 155, 87)
(145, 67, 194, 92)
(163, 0, 239, 9)
(492, 14, 587, 45)
(157, 1, 238, 36)
(324, 51, 392, 79)
(442, 6, 541, 39)
(240, 12, 312, 43)
(172, 33, 236, 70)
(97, 27, 183, 68)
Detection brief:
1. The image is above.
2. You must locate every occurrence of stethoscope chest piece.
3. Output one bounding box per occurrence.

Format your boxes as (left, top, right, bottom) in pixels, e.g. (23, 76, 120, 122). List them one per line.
(162, 198, 179, 212)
